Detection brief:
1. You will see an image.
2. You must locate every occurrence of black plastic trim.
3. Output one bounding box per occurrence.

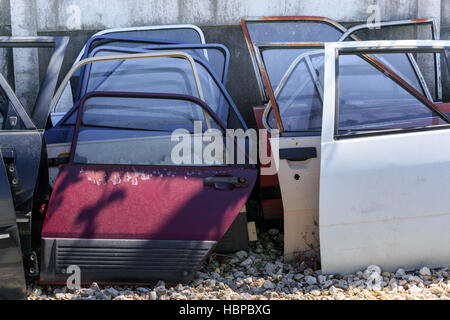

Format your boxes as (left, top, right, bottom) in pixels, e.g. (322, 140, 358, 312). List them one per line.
(279, 147, 317, 161)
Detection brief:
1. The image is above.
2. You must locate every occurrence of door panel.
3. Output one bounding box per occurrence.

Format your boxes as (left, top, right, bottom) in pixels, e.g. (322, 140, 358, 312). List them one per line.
(41, 164, 256, 283)
(0, 154, 26, 299)
(319, 41, 450, 274)
(0, 132, 43, 209)
(320, 130, 450, 273)
(0, 74, 45, 299)
(272, 136, 320, 261)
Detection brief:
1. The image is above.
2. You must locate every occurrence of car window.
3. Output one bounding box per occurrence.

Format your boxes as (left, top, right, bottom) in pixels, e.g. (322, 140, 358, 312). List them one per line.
(337, 54, 446, 135)
(341, 21, 439, 100)
(268, 50, 444, 134)
(90, 46, 228, 85)
(73, 95, 225, 166)
(245, 20, 344, 43)
(242, 18, 346, 101)
(268, 52, 323, 132)
(260, 48, 319, 96)
(72, 55, 235, 127)
(99, 28, 204, 44)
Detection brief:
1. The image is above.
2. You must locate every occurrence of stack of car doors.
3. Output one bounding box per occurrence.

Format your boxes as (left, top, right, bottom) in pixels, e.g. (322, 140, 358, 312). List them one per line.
(39, 25, 257, 284)
(241, 16, 450, 272)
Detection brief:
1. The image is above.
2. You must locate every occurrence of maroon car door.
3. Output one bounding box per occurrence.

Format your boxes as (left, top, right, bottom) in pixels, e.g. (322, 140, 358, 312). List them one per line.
(40, 92, 257, 284)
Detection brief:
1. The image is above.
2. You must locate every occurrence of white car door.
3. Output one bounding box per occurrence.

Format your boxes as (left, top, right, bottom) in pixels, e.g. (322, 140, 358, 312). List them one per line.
(320, 40, 450, 274)
(267, 51, 325, 261)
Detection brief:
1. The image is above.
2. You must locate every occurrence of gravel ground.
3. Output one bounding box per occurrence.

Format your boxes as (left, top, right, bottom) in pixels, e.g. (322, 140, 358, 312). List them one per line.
(27, 228, 450, 300)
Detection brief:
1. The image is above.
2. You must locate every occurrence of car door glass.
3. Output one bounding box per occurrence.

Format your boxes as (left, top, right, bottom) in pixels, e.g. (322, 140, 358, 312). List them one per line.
(100, 28, 204, 44)
(242, 18, 347, 101)
(245, 20, 344, 43)
(73, 95, 225, 166)
(90, 46, 228, 85)
(337, 54, 446, 135)
(266, 51, 324, 132)
(343, 21, 439, 100)
(274, 57, 323, 132)
(261, 48, 317, 94)
(80, 56, 232, 127)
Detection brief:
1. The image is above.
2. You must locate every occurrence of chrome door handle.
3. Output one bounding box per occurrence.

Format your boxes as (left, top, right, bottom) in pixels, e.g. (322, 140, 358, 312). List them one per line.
(0, 233, 10, 240)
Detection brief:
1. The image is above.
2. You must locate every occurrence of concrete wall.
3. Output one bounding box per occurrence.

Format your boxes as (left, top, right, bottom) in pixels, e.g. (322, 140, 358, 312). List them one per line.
(34, 0, 426, 31)
(442, 0, 450, 39)
(0, 0, 448, 127)
(0, 0, 12, 85)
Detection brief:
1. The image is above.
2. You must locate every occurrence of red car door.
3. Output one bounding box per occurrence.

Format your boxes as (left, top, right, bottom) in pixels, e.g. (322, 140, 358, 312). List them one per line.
(41, 92, 257, 284)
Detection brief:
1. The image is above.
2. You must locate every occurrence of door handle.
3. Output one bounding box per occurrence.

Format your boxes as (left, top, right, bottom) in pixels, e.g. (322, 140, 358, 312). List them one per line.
(0, 233, 10, 240)
(279, 147, 317, 161)
(204, 176, 249, 190)
(0, 148, 15, 162)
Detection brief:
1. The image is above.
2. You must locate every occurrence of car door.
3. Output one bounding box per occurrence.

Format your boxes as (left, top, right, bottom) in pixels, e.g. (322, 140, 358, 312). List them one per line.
(40, 51, 256, 284)
(40, 91, 257, 284)
(0, 75, 41, 300)
(0, 152, 26, 300)
(0, 36, 68, 299)
(264, 51, 324, 261)
(319, 40, 450, 274)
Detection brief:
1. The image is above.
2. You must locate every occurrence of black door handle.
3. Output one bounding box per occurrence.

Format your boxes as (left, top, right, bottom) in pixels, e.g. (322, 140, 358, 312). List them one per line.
(279, 147, 317, 161)
(204, 176, 249, 190)
(0, 148, 15, 163)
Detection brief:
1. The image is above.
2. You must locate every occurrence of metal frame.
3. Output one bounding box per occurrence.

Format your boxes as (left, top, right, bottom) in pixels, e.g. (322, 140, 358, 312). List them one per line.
(89, 43, 230, 85)
(240, 16, 355, 103)
(253, 43, 325, 132)
(338, 18, 441, 101)
(321, 40, 450, 143)
(83, 46, 232, 127)
(73, 24, 206, 63)
(49, 51, 212, 129)
(74, 35, 178, 102)
(263, 52, 326, 133)
(69, 91, 254, 167)
(258, 45, 325, 132)
(241, 17, 442, 134)
(261, 45, 435, 133)
(52, 47, 247, 131)
(338, 18, 439, 42)
(0, 36, 69, 129)
(0, 73, 35, 129)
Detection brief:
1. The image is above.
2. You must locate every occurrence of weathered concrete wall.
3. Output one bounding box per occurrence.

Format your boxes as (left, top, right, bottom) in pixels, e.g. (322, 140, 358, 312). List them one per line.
(10, 0, 40, 114)
(34, 0, 424, 31)
(0, 0, 12, 85)
(442, 0, 450, 40)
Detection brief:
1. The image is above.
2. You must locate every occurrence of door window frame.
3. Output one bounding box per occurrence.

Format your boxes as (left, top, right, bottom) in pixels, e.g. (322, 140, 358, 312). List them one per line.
(0, 36, 69, 129)
(242, 19, 440, 134)
(338, 18, 440, 102)
(321, 40, 450, 143)
(241, 16, 354, 103)
(69, 91, 229, 165)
